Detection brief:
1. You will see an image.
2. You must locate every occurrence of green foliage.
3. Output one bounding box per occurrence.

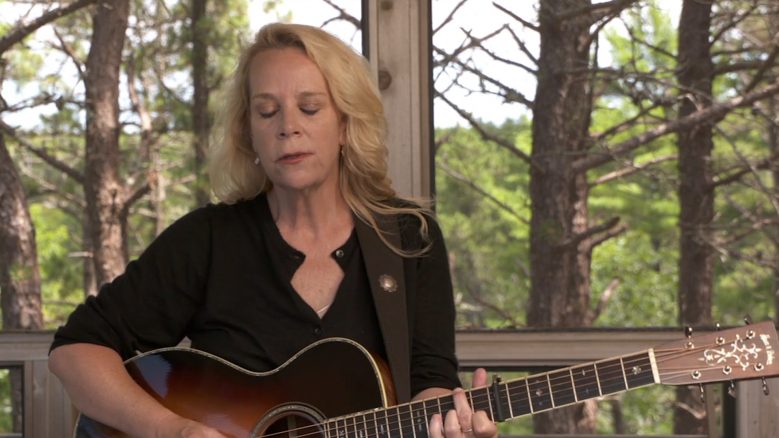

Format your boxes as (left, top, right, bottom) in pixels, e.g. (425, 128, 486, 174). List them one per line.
(436, 120, 531, 329)
(261, 0, 293, 22)
(29, 204, 82, 328)
(0, 369, 11, 433)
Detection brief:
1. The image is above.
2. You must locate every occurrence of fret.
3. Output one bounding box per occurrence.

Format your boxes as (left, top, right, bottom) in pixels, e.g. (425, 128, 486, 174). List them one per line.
(357, 414, 369, 438)
(484, 387, 494, 421)
(527, 374, 553, 412)
(349, 415, 359, 438)
(326, 419, 337, 438)
(334, 417, 348, 438)
(571, 364, 600, 401)
(505, 379, 532, 417)
(503, 382, 515, 419)
(623, 352, 656, 389)
(385, 406, 400, 438)
(438, 394, 455, 415)
(569, 369, 578, 402)
(548, 369, 576, 407)
(470, 387, 491, 418)
(411, 401, 429, 438)
(374, 409, 390, 438)
(423, 398, 441, 418)
(619, 357, 629, 388)
(492, 382, 512, 421)
(596, 359, 627, 395)
(363, 411, 377, 438)
(398, 404, 414, 438)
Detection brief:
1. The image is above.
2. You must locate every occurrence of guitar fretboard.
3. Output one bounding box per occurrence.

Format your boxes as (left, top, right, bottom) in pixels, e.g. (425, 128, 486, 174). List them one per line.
(325, 350, 657, 438)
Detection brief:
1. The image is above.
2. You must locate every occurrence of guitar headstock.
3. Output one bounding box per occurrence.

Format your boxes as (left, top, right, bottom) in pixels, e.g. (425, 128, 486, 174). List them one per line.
(655, 321, 779, 386)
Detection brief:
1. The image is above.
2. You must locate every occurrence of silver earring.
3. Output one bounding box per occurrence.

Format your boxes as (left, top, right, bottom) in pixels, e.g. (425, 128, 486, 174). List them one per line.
(254, 156, 260, 165)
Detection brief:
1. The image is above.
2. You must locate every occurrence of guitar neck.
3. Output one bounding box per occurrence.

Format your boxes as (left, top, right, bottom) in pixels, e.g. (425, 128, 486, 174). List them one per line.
(327, 350, 657, 436)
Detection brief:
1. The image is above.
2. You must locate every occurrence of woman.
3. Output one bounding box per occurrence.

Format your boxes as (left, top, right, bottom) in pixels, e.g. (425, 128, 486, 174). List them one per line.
(49, 23, 497, 438)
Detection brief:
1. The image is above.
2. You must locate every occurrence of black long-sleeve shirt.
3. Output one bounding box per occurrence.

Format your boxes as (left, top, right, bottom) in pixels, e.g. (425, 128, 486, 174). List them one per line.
(51, 194, 460, 396)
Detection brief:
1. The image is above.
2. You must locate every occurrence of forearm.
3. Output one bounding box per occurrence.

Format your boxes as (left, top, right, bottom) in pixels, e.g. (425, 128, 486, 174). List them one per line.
(48, 343, 185, 437)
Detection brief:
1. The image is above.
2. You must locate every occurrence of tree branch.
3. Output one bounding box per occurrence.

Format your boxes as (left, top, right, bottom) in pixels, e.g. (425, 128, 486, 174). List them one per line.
(433, 0, 469, 35)
(436, 92, 534, 167)
(592, 155, 676, 186)
(574, 78, 779, 173)
(558, 216, 622, 250)
(0, 120, 84, 184)
(492, 1, 538, 32)
(0, 0, 98, 55)
(437, 160, 528, 225)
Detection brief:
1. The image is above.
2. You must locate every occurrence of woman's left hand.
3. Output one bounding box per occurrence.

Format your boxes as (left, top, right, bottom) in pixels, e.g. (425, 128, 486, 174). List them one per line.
(427, 368, 498, 438)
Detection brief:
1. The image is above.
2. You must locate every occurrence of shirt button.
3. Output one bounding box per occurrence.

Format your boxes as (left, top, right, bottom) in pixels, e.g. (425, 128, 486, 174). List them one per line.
(334, 249, 344, 258)
(313, 327, 322, 335)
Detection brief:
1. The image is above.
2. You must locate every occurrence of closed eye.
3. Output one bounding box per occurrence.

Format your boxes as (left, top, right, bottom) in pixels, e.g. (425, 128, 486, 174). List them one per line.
(300, 107, 319, 116)
(256, 107, 278, 118)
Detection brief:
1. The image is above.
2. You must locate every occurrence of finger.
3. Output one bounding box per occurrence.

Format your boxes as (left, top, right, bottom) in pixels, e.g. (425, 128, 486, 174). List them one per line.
(471, 368, 489, 388)
(428, 413, 445, 438)
(471, 410, 498, 438)
(444, 408, 464, 437)
(452, 388, 473, 434)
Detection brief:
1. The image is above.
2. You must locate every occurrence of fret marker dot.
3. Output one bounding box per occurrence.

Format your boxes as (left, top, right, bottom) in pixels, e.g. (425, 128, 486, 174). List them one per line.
(632, 366, 642, 375)
(535, 389, 543, 396)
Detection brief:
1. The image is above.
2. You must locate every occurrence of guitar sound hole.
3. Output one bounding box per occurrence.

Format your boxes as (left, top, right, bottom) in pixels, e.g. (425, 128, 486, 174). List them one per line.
(252, 405, 325, 438)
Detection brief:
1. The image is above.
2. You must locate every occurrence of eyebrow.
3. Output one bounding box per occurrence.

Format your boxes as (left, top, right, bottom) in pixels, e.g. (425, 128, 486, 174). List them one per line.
(251, 91, 328, 101)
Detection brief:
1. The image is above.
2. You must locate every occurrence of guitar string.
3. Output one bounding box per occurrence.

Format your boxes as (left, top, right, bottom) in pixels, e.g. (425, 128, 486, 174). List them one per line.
(256, 353, 656, 438)
(256, 341, 748, 438)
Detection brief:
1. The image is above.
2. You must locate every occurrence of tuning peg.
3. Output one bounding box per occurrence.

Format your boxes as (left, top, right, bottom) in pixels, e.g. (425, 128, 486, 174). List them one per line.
(699, 384, 705, 402)
(762, 378, 770, 396)
(744, 315, 752, 325)
(715, 322, 721, 331)
(684, 326, 695, 349)
(728, 381, 736, 398)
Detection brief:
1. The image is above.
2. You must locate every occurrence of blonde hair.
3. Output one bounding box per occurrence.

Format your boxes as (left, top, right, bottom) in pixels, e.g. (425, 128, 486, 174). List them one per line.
(208, 22, 431, 254)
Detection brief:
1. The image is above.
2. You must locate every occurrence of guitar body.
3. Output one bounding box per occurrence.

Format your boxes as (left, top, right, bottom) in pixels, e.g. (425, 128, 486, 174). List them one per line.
(74, 338, 395, 438)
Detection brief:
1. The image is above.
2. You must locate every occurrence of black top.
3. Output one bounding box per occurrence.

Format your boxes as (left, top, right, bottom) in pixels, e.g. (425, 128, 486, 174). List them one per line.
(52, 194, 460, 396)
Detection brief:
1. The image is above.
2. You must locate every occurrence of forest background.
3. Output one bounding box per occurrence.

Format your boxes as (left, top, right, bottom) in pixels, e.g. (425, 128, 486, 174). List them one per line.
(1, 0, 779, 436)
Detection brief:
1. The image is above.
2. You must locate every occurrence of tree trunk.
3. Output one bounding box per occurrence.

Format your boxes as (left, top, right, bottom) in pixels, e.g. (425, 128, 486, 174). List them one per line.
(675, 0, 714, 434)
(0, 135, 43, 330)
(0, 133, 43, 434)
(772, 98, 779, 327)
(767, 4, 779, 334)
(528, 0, 597, 433)
(191, 0, 211, 207)
(84, 0, 131, 287)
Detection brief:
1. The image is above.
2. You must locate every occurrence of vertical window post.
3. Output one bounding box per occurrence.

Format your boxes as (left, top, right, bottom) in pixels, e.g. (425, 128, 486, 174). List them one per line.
(364, 0, 433, 198)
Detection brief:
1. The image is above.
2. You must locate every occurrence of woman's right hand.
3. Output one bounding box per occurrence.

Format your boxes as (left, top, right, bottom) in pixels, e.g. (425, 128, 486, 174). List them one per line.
(49, 344, 228, 438)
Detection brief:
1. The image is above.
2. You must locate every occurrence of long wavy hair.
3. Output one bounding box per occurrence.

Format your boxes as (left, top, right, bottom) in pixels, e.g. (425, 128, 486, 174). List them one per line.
(208, 22, 431, 255)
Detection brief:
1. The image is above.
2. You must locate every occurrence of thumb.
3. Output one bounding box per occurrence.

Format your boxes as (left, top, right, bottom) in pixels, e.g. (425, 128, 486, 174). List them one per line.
(471, 368, 489, 388)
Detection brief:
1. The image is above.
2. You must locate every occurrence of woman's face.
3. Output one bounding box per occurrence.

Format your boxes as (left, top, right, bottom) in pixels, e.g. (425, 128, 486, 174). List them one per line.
(248, 47, 346, 194)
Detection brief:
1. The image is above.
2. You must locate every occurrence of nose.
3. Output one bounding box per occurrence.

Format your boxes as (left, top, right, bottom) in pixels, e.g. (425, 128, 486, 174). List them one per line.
(277, 109, 302, 139)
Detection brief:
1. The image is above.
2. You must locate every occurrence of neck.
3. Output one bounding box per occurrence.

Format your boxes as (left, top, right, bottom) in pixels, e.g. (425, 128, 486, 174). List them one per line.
(267, 186, 353, 240)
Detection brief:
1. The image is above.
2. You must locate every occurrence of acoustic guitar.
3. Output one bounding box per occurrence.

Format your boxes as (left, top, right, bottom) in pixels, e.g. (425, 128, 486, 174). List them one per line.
(74, 321, 779, 437)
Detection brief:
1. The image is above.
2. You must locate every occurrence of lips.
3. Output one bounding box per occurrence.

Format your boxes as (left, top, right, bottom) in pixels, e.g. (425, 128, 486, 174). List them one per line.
(277, 152, 312, 164)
